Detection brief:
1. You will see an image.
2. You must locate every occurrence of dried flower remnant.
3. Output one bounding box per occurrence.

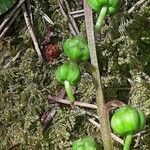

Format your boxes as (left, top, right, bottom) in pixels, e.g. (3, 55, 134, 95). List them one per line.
(40, 25, 56, 47)
(44, 44, 60, 62)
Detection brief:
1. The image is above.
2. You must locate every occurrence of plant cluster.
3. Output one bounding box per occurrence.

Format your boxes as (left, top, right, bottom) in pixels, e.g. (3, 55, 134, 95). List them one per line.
(0, 0, 149, 149)
(55, 34, 90, 103)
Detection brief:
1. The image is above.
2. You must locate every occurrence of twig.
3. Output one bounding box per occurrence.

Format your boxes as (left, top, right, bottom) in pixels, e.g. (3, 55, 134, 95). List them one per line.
(0, 0, 26, 33)
(3, 51, 22, 69)
(127, 0, 147, 14)
(58, 0, 79, 35)
(134, 133, 141, 148)
(48, 95, 97, 109)
(134, 129, 150, 137)
(63, 0, 80, 33)
(31, 5, 54, 25)
(50, 94, 124, 145)
(0, 8, 21, 40)
(0, 51, 10, 65)
(58, 0, 76, 35)
(88, 118, 124, 145)
(84, 1, 113, 149)
(71, 13, 84, 18)
(27, 0, 33, 25)
(70, 9, 84, 18)
(79, 109, 99, 119)
(22, 3, 43, 63)
(105, 100, 126, 111)
(41, 89, 66, 129)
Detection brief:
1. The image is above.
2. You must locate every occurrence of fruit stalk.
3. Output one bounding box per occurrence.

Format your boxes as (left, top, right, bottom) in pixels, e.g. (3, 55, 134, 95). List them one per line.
(95, 6, 107, 32)
(123, 134, 133, 150)
(64, 80, 75, 103)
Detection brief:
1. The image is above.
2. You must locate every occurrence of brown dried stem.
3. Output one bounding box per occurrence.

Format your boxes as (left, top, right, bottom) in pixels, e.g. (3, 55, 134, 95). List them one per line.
(0, 8, 21, 40)
(0, 0, 26, 33)
(30, 5, 54, 25)
(48, 95, 124, 145)
(22, 3, 43, 63)
(84, 1, 113, 149)
(63, 0, 79, 33)
(127, 0, 147, 14)
(58, 0, 79, 35)
(70, 9, 84, 18)
(48, 95, 97, 109)
(88, 118, 124, 145)
(3, 50, 22, 69)
(41, 89, 66, 129)
(27, 0, 33, 25)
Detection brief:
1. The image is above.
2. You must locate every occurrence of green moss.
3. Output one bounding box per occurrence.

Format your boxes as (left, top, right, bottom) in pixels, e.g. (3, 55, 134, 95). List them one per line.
(0, 0, 149, 149)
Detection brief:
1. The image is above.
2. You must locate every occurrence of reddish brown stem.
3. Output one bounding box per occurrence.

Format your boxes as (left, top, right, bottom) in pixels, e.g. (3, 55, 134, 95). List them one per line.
(48, 95, 97, 109)
(84, 1, 113, 149)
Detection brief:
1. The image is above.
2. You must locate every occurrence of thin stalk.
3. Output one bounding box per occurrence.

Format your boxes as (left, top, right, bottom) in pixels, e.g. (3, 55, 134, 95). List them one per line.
(64, 80, 75, 103)
(123, 134, 133, 150)
(84, 1, 113, 150)
(0, 0, 26, 32)
(0, 8, 21, 40)
(95, 7, 108, 32)
(22, 3, 43, 63)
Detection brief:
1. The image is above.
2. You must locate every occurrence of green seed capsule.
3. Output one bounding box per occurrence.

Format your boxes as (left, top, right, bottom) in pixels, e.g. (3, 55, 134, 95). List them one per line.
(55, 62, 80, 102)
(72, 137, 100, 150)
(86, 0, 120, 32)
(63, 35, 90, 62)
(111, 106, 146, 150)
(111, 106, 146, 135)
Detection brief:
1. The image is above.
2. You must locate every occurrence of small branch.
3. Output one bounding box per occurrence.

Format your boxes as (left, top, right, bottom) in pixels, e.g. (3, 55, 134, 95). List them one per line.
(84, 1, 113, 149)
(88, 118, 124, 145)
(70, 9, 84, 18)
(49, 96, 125, 145)
(49, 94, 124, 145)
(127, 0, 147, 14)
(58, 0, 76, 35)
(71, 13, 84, 18)
(134, 133, 141, 148)
(105, 100, 126, 111)
(0, 0, 26, 33)
(41, 89, 66, 129)
(0, 8, 21, 40)
(0, 51, 10, 66)
(58, 0, 79, 35)
(48, 95, 97, 109)
(41, 104, 58, 130)
(31, 5, 54, 25)
(63, 0, 80, 33)
(27, 0, 33, 25)
(134, 129, 149, 137)
(22, 3, 43, 63)
(3, 51, 22, 69)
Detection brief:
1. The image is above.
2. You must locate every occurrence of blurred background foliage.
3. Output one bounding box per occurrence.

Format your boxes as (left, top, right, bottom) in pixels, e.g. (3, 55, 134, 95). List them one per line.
(0, 0, 150, 149)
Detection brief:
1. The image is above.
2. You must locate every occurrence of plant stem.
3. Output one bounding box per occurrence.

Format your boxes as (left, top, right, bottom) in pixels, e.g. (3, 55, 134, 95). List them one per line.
(64, 80, 75, 103)
(95, 7, 108, 32)
(123, 134, 133, 150)
(84, 1, 113, 150)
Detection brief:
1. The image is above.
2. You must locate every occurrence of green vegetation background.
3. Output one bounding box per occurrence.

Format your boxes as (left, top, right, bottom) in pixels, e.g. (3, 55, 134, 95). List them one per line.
(0, 0, 150, 149)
